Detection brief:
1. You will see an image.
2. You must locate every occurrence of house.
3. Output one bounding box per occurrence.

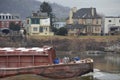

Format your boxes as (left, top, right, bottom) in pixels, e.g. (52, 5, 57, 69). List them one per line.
(0, 13, 21, 34)
(53, 22, 66, 29)
(104, 16, 120, 35)
(26, 12, 54, 36)
(66, 24, 86, 36)
(66, 7, 102, 36)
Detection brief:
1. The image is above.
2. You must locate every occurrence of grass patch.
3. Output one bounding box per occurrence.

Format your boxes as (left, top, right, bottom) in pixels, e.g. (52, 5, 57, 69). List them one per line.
(29, 35, 120, 42)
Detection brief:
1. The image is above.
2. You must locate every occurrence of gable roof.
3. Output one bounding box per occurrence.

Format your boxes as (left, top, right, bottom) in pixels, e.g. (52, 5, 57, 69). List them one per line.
(73, 8, 101, 19)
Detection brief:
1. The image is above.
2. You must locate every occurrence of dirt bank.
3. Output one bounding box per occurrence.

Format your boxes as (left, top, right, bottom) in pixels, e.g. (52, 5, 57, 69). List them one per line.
(0, 35, 120, 52)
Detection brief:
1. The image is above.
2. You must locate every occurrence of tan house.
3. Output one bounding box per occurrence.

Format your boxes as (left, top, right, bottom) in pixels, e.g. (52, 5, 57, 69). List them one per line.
(26, 12, 54, 36)
(66, 7, 102, 36)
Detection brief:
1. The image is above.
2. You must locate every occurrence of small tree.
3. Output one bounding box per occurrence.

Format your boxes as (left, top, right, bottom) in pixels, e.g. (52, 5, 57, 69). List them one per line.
(40, 2, 54, 27)
(51, 27, 58, 35)
(15, 24, 21, 31)
(9, 22, 21, 41)
(40, 1, 52, 16)
(9, 22, 16, 31)
(57, 27, 68, 36)
(9, 22, 20, 31)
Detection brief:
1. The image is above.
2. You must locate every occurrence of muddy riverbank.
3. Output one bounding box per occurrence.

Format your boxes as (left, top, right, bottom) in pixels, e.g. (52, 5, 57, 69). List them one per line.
(0, 35, 120, 52)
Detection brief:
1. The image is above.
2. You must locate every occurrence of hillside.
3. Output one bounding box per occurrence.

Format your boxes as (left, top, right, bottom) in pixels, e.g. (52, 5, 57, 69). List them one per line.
(0, 0, 70, 19)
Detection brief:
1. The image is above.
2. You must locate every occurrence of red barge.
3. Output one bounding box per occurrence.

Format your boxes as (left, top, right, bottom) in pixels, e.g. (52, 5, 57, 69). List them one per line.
(0, 46, 93, 79)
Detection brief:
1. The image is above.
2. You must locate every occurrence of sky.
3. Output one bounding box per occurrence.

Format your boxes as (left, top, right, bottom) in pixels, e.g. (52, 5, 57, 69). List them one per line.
(37, 0, 120, 16)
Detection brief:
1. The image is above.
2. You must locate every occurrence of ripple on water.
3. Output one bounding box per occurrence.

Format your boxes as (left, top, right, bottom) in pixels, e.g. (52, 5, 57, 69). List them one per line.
(93, 69, 120, 80)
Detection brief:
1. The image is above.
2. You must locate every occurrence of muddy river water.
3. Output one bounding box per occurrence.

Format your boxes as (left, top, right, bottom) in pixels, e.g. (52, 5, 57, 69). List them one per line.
(56, 51, 120, 80)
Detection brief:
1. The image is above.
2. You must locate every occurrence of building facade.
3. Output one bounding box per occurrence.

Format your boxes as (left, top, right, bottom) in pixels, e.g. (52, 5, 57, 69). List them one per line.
(0, 13, 21, 29)
(66, 7, 102, 36)
(26, 12, 54, 36)
(104, 17, 120, 35)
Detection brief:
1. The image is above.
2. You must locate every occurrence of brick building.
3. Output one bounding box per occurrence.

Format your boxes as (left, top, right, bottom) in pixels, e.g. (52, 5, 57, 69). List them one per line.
(0, 13, 21, 32)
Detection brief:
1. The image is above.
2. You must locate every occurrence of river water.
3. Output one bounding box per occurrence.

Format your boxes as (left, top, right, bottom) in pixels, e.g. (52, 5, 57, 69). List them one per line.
(57, 51, 120, 80)
(85, 52, 120, 80)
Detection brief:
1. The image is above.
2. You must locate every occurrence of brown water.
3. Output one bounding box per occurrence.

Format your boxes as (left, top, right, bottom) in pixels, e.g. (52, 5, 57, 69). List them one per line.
(85, 52, 120, 80)
(56, 51, 120, 80)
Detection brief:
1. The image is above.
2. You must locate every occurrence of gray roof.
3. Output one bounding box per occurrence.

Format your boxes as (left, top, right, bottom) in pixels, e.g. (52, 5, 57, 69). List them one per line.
(66, 24, 86, 29)
(73, 8, 101, 19)
(32, 12, 48, 18)
(105, 16, 120, 18)
(27, 11, 49, 19)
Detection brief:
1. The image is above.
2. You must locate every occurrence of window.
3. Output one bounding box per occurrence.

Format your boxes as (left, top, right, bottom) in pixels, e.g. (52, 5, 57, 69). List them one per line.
(39, 27, 43, 32)
(33, 27, 38, 31)
(31, 18, 40, 24)
(9, 16, 11, 19)
(46, 28, 47, 31)
(73, 19, 78, 24)
(71, 28, 74, 31)
(119, 20, 120, 23)
(109, 20, 111, 22)
(1, 21, 4, 27)
(12, 16, 14, 19)
(3, 16, 5, 19)
(6, 16, 8, 19)
(86, 19, 92, 24)
(96, 19, 100, 24)
(0, 16, 1, 19)
(95, 27, 100, 31)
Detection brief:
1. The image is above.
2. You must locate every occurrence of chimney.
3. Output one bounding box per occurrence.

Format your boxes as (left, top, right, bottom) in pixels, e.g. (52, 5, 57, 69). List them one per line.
(91, 8, 95, 16)
(69, 7, 77, 19)
(68, 10, 73, 24)
(69, 10, 73, 18)
(72, 7, 77, 13)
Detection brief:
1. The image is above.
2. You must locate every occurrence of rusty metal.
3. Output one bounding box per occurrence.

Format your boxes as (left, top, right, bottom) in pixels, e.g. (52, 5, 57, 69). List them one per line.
(0, 46, 93, 79)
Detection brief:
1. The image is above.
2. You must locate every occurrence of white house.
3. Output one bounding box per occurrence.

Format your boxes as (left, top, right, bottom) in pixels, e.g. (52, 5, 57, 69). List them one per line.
(104, 17, 120, 35)
(26, 12, 54, 36)
(53, 22, 66, 29)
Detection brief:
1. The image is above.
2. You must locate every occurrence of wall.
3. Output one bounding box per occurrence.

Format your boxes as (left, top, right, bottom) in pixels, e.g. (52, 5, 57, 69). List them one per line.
(104, 17, 120, 35)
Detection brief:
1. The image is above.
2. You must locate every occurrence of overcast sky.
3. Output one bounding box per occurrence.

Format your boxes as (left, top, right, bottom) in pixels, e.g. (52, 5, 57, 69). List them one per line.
(37, 0, 120, 16)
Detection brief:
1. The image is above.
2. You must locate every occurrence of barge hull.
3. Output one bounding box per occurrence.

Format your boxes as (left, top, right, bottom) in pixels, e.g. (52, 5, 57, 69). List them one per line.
(0, 62, 93, 79)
